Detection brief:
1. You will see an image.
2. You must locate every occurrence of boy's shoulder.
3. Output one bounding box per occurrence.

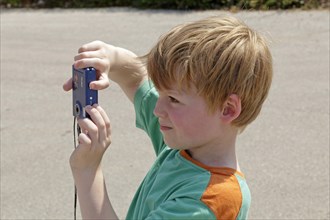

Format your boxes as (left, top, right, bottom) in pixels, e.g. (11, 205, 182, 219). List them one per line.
(128, 148, 250, 219)
(158, 149, 251, 219)
(179, 150, 251, 219)
(200, 169, 250, 219)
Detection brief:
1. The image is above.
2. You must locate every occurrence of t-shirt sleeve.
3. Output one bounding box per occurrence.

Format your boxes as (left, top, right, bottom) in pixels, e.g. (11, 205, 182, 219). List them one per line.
(145, 198, 216, 220)
(134, 80, 165, 156)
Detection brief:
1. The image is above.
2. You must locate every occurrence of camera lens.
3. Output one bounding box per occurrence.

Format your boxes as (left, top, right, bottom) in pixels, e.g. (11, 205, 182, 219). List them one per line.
(75, 104, 80, 116)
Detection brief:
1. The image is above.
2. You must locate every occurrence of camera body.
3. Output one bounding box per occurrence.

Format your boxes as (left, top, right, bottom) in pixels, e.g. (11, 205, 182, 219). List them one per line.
(72, 66, 98, 118)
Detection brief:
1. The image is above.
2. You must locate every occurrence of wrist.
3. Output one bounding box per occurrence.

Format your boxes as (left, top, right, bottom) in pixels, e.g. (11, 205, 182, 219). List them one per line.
(71, 164, 102, 185)
(109, 46, 147, 86)
(71, 165, 116, 219)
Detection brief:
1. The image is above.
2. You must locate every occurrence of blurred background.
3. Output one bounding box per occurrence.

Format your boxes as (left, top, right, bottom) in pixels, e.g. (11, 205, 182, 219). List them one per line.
(1, 0, 329, 9)
(1, 1, 329, 220)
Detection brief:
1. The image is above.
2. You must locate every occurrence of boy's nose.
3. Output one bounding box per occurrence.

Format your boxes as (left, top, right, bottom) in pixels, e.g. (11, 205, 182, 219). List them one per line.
(153, 99, 166, 118)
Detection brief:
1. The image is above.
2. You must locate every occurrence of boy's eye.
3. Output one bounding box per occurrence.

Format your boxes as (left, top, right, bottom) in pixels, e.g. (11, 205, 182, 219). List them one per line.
(169, 96, 179, 103)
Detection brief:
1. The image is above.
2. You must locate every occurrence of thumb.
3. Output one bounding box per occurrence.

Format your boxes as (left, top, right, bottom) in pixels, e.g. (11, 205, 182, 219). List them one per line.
(90, 74, 110, 90)
(63, 78, 73, 91)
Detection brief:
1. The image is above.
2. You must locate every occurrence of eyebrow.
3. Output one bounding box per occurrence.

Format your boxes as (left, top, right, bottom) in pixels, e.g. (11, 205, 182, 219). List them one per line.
(160, 88, 186, 96)
(156, 83, 193, 95)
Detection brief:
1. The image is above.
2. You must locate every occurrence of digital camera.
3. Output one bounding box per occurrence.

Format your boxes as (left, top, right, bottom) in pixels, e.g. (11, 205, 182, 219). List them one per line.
(72, 66, 98, 119)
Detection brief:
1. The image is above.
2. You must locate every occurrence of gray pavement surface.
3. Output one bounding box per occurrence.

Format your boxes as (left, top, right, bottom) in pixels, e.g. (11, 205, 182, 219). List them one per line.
(1, 8, 329, 220)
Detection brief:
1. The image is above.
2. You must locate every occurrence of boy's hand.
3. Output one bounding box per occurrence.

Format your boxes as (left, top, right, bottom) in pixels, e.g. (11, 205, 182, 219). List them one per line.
(63, 41, 111, 91)
(63, 40, 147, 102)
(70, 104, 111, 171)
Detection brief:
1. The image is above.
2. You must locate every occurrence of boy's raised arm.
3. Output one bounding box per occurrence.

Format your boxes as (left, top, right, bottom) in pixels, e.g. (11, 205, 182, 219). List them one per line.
(72, 165, 118, 219)
(70, 105, 118, 219)
(63, 41, 148, 219)
(63, 40, 148, 102)
(106, 44, 148, 102)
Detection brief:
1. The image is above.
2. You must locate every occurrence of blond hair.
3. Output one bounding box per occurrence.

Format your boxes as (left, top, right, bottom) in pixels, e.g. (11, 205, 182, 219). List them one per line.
(145, 16, 273, 128)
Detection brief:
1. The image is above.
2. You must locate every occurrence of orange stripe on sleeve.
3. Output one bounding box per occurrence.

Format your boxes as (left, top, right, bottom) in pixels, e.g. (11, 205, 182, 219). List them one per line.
(180, 150, 244, 220)
(201, 173, 243, 220)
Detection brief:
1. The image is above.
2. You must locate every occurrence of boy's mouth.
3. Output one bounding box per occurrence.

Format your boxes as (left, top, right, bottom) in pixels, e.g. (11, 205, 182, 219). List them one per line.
(159, 124, 172, 131)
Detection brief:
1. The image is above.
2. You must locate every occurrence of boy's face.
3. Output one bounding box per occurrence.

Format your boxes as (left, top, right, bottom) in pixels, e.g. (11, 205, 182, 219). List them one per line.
(154, 83, 224, 150)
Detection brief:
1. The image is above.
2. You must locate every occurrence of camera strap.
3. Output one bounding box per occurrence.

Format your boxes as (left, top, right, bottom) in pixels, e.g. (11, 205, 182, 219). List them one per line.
(73, 116, 80, 220)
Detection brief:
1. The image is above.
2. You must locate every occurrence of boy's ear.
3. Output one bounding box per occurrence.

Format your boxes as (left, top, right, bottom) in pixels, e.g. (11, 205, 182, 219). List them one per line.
(220, 94, 241, 124)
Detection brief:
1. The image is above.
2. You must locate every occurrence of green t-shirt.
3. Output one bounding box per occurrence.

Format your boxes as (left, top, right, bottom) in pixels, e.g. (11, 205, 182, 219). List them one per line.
(126, 80, 251, 220)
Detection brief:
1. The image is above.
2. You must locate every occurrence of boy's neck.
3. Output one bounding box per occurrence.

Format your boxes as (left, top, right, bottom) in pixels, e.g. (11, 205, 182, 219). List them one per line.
(186, 131, 240, 171)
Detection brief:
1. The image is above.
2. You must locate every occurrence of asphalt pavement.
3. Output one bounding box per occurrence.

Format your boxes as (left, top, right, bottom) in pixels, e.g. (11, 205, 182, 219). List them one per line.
(1, 8, 329, 219)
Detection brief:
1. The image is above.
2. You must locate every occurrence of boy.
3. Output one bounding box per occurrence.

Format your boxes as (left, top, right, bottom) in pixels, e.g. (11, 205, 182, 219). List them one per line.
(63, 16, 272, 219)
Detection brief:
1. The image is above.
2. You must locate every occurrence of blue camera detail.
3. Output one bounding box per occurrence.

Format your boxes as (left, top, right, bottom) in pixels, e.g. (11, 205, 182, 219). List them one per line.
(72, 66, 98, 118)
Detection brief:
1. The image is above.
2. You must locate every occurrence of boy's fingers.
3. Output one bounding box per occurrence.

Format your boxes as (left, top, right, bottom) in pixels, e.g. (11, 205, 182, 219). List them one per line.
(78, 133, 92, 146)
(63, 78, 73, 91)
(90, 77, 110, 90)
(74, 58, 101, 70)
(85, 106, 108, 143)
(77, 117, 98, 145)
(63, 71, 109, 92)
(74, 58, 109, 74)
(74, 51, 101, 62)
(78, 41, 103, 53)
(94, 105, 111, 138)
